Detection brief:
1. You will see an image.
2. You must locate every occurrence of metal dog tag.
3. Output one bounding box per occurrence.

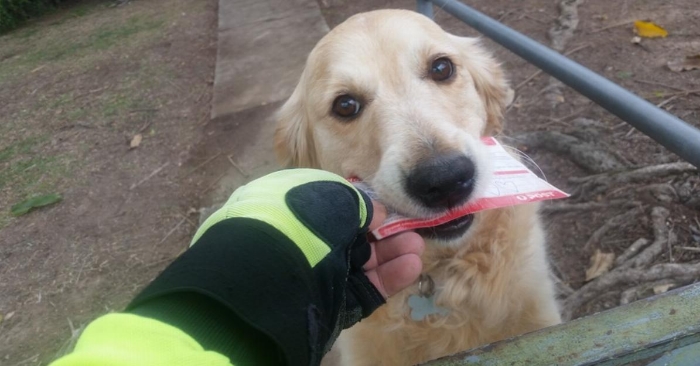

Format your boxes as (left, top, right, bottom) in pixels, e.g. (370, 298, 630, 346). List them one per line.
(408, 294, 450, 321)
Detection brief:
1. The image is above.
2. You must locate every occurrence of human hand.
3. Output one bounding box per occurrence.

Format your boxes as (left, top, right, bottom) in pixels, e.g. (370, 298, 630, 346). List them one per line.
(363, 201, 424, 298)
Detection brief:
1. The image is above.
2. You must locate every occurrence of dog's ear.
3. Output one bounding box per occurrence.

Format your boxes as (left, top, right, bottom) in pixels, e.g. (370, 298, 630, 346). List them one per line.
(274, 81, 317, 168)
(452, 36, 510, 136)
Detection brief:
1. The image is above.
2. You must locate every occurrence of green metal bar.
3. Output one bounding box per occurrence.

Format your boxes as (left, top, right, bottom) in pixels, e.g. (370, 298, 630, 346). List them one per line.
(423, 283, 700, 366)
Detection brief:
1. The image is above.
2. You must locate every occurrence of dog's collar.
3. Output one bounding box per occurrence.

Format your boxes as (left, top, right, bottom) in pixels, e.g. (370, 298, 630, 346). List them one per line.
(408, 274, 450, 321)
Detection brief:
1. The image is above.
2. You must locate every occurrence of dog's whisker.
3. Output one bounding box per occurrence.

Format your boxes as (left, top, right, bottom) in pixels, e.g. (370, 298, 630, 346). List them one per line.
(432, 0, 449, 19)
(501, 144, 548, 182)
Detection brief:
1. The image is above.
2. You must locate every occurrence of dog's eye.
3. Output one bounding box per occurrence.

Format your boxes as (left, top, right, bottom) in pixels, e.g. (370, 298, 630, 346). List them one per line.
(332, 95, 362, 119)
(430, 57, 454, 82)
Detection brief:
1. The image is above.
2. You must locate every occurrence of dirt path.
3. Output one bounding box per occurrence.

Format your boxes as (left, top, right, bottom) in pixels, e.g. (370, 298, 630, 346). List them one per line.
(0, 0, 218, 364)
(318, 0, 700, 319)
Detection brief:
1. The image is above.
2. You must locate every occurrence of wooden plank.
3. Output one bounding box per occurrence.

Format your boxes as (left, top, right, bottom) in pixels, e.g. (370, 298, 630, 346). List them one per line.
(423, 283, 700, 365)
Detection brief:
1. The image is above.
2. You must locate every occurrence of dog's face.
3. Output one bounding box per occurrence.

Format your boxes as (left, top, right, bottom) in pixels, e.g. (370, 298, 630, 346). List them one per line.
(276, 10, 509, 245)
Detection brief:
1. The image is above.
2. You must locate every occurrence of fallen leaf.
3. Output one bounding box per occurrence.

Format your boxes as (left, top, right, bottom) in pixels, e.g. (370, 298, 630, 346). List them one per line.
(130, 134, 142, 149)
(585, 249, 615, 281)
(667, 55, 700, 72)
(5, 311, 15, 320)
(634, 20, 668, 38)
(10, 194, 62, 216)
(653, 283, 674, 294)
(616, 70, 633, 79)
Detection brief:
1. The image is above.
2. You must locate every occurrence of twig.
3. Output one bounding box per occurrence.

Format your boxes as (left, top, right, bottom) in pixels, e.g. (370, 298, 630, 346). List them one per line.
(130, 162, 170, 190)
(522, 14, 549, 24)
(184, 152, 222, 176)
(9, 354, 39, 366)
(678, 246, 700, 253)
(202, 172, 227, 194)
(632, 79, 685, 92)
(515, 44, 591, 90)
(656, 95, 679, 108)
(177, 212, 197, 228)
(227, 154, 249, 177)
(583, 207, 644, 250)
(614, 238, 649, 266)
(647, 89, 700, 98)
(589, 20, 633, 34)
(167, 79, 185, 93)
(541, 199, 637, 214)
(136, 121, 153, 134)
(496, 9, 515, 22)
(159, 217, 187, 244)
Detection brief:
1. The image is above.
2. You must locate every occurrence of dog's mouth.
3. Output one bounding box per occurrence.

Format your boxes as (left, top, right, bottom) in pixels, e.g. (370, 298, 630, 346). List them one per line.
(415, 213, 474, 241)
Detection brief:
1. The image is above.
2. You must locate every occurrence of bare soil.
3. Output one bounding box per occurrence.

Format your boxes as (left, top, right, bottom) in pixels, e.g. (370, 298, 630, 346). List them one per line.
(318, 0, 700, 319)
(0, 0, 218, 364)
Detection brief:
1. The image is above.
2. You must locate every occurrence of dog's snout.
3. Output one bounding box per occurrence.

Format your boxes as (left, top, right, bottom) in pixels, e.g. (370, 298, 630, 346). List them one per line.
(406, 154, 475, 209)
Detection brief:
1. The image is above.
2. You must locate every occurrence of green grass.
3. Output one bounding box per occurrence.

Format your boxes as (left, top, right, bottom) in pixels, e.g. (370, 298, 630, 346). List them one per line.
(0, 9, 166, 83)
(0, 136, 74, 228)
(0, 0, 179, 231)
(23, 15, 164, 63)
(0, 136, 45, 164)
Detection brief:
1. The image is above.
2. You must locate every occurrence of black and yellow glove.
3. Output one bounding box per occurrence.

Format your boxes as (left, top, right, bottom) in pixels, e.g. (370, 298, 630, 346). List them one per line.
(127, 169, 385, 365)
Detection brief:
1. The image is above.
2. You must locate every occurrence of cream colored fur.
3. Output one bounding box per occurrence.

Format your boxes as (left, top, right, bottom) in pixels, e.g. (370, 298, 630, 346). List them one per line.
(275, 9, 561, 365)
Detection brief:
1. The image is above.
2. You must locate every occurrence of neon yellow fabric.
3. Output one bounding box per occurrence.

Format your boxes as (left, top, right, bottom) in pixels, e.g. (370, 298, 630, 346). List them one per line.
(191, 169, 368, 267)
(50, 313, 231, 366)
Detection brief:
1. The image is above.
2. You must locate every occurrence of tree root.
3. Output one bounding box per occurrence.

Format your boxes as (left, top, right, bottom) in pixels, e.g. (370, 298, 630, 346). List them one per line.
(561, 206, 683, 320)
(513, 131, 626, 173)
(583, 206, 644, 250)
(569, 162, 697, 197)
(614, 238, 649, 266)
(541, 199, 639, 214)
(618, 207, 670, 269)
(544, 0, 584, 107)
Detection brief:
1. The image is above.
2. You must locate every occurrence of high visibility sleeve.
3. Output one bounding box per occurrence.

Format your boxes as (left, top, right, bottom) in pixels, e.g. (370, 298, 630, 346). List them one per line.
(49, 313, 232, 366)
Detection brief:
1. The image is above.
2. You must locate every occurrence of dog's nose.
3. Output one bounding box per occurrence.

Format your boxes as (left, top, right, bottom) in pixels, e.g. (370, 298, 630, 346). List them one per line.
(406, 153, 476, 209)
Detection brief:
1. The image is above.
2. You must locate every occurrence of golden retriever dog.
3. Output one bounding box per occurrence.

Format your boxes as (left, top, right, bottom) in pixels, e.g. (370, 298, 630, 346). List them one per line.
(275, 9, 561, 365)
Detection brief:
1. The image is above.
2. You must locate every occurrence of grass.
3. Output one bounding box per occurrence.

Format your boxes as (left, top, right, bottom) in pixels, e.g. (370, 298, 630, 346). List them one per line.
(0, 135, 71, 229)
(0, 0, 173, 229)
(0, 5, 166, 83)
(22, 15, 164, 63)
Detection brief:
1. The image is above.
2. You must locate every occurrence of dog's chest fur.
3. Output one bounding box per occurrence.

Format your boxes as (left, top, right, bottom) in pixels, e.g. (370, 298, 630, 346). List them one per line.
(333, 205, 561, 366)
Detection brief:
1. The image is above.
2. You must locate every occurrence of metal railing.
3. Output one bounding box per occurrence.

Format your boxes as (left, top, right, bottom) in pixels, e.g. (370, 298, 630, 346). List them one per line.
(415, 0, 700, 364)
(417, 0, 700, 169)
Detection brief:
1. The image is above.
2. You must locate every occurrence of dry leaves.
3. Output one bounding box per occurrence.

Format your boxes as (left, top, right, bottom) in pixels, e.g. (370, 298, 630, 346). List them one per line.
(634, 20, 668, 38)
(585, 249, 616, 281)
(653, 283, 674, 294)
(130, 134, 143, 149)
(667, 55, 700, 72)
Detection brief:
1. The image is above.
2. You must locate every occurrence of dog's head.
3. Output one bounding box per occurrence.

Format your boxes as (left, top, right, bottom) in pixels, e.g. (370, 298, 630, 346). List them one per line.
(275, 10, 510, 245)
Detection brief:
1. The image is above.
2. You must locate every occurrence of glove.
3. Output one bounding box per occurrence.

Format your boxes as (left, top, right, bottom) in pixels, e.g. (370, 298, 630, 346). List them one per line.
(128, 169, 386, 366)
